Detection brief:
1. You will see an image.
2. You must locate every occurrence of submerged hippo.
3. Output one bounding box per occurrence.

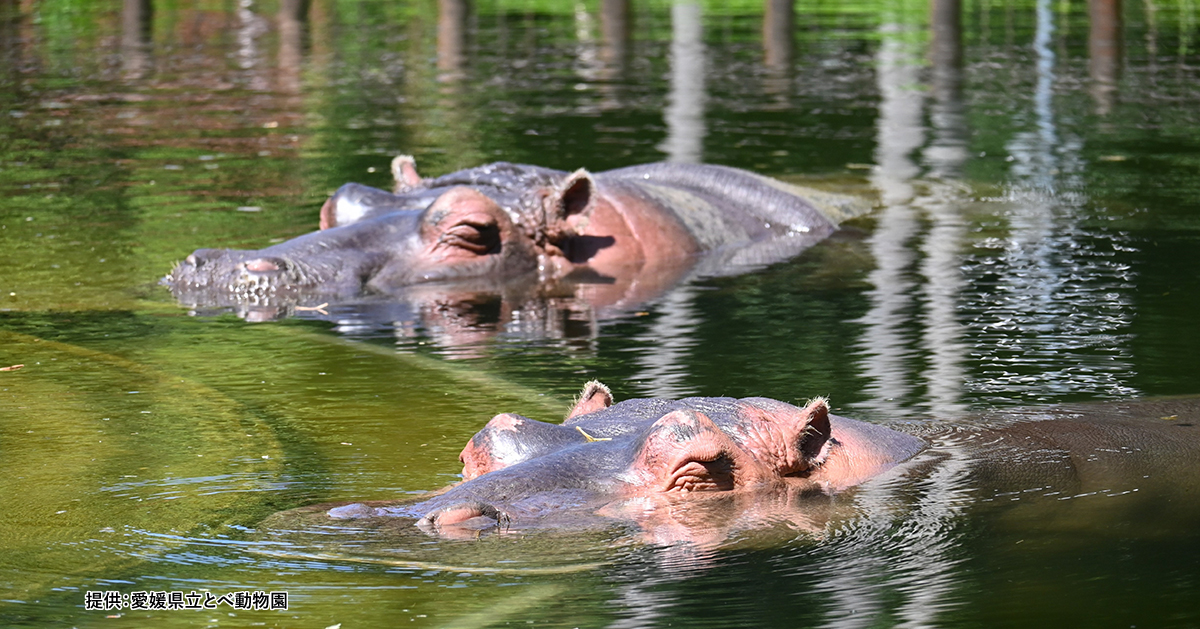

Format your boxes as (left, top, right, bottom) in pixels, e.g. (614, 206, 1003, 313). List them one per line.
(324, 381, 923, 535)
(164, 157, 865, 316)
(302, 384, 1200, 547)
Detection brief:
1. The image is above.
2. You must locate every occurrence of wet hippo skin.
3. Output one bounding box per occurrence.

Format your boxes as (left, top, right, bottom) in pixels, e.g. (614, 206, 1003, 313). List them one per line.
(164, 157, 865, 311)
(305, 385, 1200, 547)
(325, 382, 924, 533)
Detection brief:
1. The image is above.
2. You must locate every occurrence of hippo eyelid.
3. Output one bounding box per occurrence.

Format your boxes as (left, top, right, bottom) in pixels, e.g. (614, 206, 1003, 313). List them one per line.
(667, 452, 736, 492)
(441, 222, 502, 255)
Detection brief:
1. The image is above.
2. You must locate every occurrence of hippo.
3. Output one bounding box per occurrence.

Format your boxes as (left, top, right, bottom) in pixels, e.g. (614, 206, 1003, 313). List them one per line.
(164, 157, 866, 319)
(295, 385, 1200, 549)
(323, 381, 925, 537)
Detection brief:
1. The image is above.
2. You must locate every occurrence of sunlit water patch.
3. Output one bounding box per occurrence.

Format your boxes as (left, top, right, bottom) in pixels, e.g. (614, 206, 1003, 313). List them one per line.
(0, 331, 285, 606)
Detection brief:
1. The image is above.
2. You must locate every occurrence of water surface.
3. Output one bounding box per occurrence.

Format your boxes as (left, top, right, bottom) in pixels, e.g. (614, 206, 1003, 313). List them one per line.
(2, 0, 1200, 626)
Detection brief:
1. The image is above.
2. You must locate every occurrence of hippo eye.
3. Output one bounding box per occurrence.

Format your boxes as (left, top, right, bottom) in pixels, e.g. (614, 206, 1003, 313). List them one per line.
(669, 453, 736, 493)
(442, 221, 501, 255)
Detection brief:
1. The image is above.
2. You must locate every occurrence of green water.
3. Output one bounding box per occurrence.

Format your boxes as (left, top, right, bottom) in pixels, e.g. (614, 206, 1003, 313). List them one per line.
(2, 0, 1200, 626)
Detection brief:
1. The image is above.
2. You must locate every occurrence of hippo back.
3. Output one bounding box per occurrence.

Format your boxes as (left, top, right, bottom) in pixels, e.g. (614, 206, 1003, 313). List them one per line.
(599, 163, 867, 276)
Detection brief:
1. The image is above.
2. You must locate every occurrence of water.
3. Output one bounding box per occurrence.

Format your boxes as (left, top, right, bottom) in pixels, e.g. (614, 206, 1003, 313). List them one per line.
(2, 0, 1200, 626)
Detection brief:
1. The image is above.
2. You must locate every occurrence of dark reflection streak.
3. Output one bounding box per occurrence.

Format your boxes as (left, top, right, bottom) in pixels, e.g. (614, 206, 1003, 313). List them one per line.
(762, 0, 794, 101)
(763, 0, 794, 71)
(277, 0, 308, 95)
(595, 0, 631, 110)
(599, 0, 631, 77)
(437, 0, 469, 82)
(1143, 0, 1157, 74)
(120, 0, 153, 81)
(0, 0, 19, 84)
(930, 0, 961, 104)
(1088, 0, 1122, 115)
(928, 0, 967, 178)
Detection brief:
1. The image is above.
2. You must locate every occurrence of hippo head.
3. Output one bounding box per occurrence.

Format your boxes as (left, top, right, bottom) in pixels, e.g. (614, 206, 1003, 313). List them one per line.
(163, 159, 599, 309)
(325, 382, 913, 546)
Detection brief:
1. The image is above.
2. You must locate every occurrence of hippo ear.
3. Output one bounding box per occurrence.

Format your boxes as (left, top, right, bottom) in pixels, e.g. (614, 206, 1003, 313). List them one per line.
(391, 155, 423, 193)
(547, 169, 596, 219)
(737, 396, 833, 474)
(565, 380, 613, 421)
(797, 397, 832, 464)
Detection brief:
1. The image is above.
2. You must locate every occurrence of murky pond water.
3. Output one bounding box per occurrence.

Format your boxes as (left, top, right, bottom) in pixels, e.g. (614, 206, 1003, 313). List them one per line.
(3, 0, 1200, 626)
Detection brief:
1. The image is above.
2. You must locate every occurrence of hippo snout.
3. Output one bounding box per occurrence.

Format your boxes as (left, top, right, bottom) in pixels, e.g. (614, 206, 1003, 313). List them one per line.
(181, 248, 228, 270)
(166, 246, 328, 299)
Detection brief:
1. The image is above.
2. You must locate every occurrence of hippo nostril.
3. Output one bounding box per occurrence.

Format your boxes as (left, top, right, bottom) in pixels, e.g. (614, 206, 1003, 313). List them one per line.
(244, 258, 283, 273)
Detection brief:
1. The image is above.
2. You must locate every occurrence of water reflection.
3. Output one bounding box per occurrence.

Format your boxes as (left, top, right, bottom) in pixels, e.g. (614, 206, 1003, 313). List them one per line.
(763, 0, 794, 72)
(277, 0, 308, 94)
(7, 1, 1200, 625)
(120, 0, 153, 80)
(857, 23, 928, 419)
(236, 0, 270, 91)
(599, 0, 632, 78)
(857, 0, 1141, 416)
(1088, 0, 1122, 114)
(811, 448, 974, 628)
(659, 1, 706, 163)
(438, 0, 468, 82)
(966, 0, 1139, 403)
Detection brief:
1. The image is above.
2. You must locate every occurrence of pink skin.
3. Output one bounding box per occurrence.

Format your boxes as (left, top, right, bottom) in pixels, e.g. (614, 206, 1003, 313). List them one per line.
(565, 381, 614, 420)
(323, 382, 928, 546)
(322, 163, 703, 283)
(316, 163, 711, 318)
(614, 399, 906, 499)
(459, 413, 526, 481)
(550, 186, 703, 312)
(371, 187, 533, 286)
(432, 390, 919, 534)
(557, 184, 700, 278)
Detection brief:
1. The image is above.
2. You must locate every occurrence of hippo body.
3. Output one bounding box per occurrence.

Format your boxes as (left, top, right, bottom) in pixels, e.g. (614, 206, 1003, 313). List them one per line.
(327, 382, 926, 535)
(165, 159, 863, 315)
(313, 386, 1200, 546)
